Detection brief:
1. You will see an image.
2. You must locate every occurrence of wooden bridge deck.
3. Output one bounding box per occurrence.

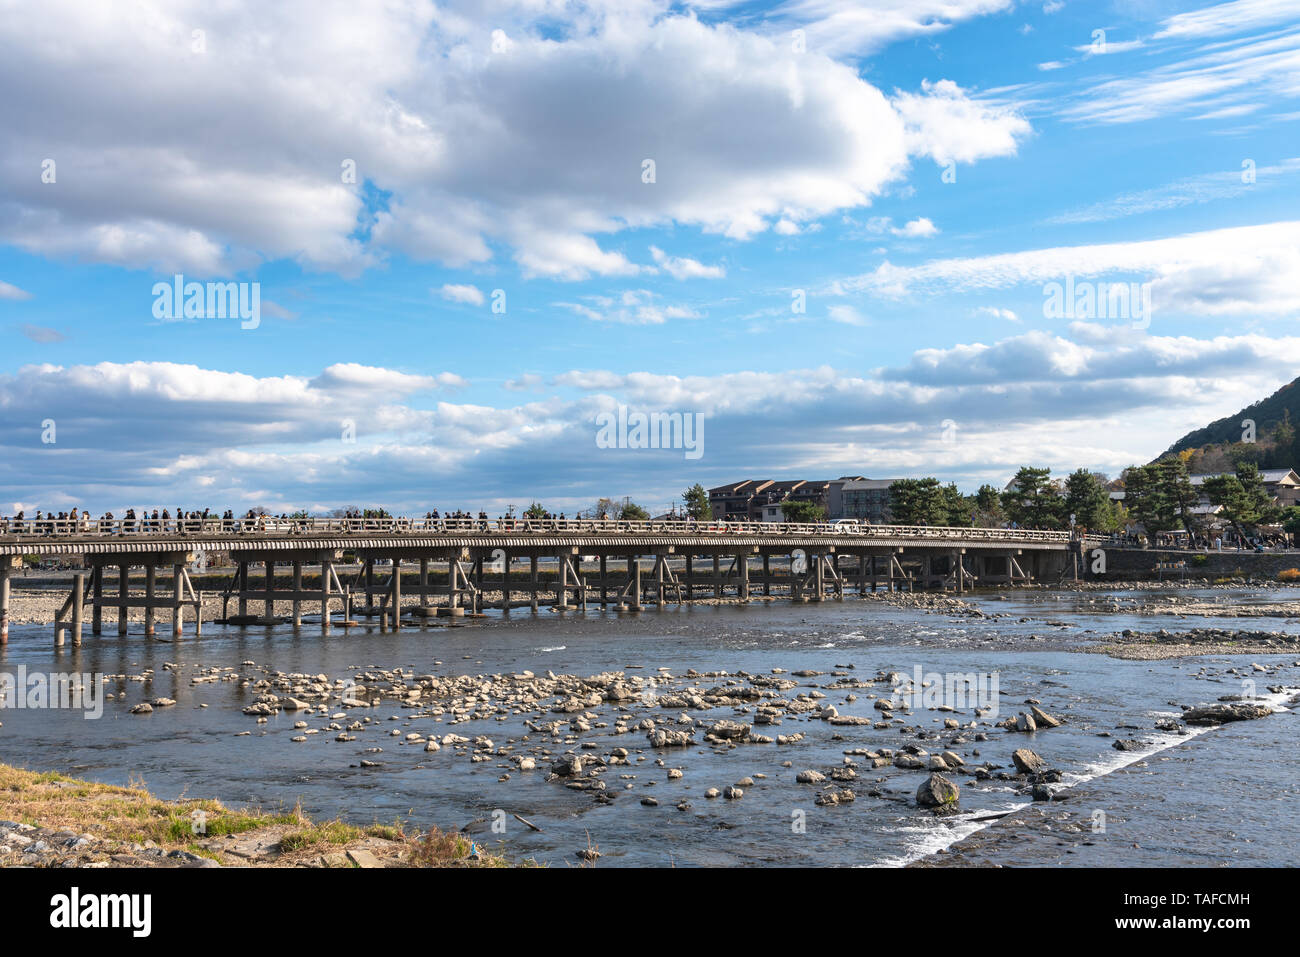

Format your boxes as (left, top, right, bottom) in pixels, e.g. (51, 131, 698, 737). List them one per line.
(0, 518, 1088, 645)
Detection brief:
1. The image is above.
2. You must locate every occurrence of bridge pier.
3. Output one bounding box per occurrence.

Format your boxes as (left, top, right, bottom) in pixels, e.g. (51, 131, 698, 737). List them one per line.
(391, 558, 402, 629)
(0, 556, 18, 644)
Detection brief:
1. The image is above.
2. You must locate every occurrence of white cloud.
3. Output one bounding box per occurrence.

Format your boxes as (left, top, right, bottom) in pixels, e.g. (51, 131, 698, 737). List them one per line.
(438, 283, 485, 306)
(649, 246, 725, 279)
(3, 334, 1296, 510)
(1154, 0, 1299, 40)
(762, 0, 1015, 58)
(0, 2, 1033, 279)
(893, 79, 1031, 167)
(0, 280, 32, 300)
(827, 304, 868, 325)
(972, 306, 1019, 321)
(842, 220, 1300, 317)
(892, 217, 938, 237)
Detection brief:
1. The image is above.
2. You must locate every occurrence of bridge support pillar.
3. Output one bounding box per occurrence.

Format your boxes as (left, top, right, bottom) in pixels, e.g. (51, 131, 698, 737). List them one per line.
(713, 554, 721, 598)
(762, 554, 770, 596)
(291, 562, 302, 628)
(0, 557, 15, 645)
(236, 562, 248, 619)
(391, 558, 402, 629)
(738, 553, 750, 601)
(632, 557, 642, 611)
(529, 556, 538, 612)
(419, 559, 430, 609)
(501, 553, 511, 612)
(119, 564, 130, 635)
(320, 559, 332, 634)
(172, 563, 184, 637)
(264, 560, 275, 622)
(92, 566, 102, 635)
(144, 565, 156, 637)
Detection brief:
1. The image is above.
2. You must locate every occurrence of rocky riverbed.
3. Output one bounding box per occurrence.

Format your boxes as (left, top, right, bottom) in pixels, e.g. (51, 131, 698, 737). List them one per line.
(4, 590, 1299, 866)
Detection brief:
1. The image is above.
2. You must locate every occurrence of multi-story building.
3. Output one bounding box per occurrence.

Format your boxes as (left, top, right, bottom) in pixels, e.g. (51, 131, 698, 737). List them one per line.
(839, 478, 904, 523)
(710, 476, 885, 522)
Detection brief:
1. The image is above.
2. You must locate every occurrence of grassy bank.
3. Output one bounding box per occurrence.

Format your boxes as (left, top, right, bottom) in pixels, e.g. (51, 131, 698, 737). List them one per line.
(0, 763, 515, 867)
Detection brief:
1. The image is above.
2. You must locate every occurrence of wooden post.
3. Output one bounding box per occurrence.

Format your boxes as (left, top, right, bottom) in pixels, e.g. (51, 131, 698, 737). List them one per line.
(738, 552, 750, 601)
(320, 559, 332, 633)
(292, 562, 302, 627)
(685, 554, 693, 600)
(599, 554, 607, 605)
(762, 554, 770, 596)
(529, 556, 538, 612)
(92, 565, 103, 635)
(713, 554, 721, 598)
(237, 561, 248, 618)
(558, 553, 569, 610)
(365, 559, 375, 612)
(656, 554, 665, 606)
(172, 563, 184, 637)
(264, 560, 275, 621)
(143, 564, 156, 636)
(501, 552, 511, 612)
(0, 560, 12, 645)
(118, 564, 130, 635)
(391, 558, 402, 629)
(419, 559, 429, 608)
(68, 570, 84, 645)
(632, 557, 642, 611)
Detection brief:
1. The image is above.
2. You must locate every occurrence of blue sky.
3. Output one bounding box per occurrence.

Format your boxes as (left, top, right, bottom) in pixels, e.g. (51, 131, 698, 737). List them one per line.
(2, 0, 1299, 515)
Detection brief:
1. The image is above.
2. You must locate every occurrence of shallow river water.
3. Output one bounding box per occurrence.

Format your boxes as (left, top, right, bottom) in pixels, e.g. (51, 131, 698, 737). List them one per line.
(1, 588, 1297, 867)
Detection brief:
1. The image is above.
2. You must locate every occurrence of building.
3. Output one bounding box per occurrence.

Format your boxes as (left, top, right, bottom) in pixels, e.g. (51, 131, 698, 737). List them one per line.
(840, 478, 904, 523)
(1189, 469, 1300, 508)
(708, 477, 864, 521)
(708, 480, 771, 520)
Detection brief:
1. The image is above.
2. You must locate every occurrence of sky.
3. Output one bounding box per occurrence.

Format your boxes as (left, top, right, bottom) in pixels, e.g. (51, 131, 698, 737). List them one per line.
(1, 0, 1299, 516)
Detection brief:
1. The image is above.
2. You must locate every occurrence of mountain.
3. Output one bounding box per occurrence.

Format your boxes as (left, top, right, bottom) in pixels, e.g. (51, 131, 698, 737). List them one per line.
(1160, 374, 1300, 470)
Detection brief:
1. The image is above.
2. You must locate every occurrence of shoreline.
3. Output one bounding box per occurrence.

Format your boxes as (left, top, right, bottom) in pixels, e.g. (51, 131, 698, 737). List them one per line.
(0, 762, 516, 868)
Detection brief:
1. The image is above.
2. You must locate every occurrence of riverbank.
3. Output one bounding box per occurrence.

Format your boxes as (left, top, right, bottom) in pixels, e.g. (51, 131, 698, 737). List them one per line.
(0, 763, 514, 868)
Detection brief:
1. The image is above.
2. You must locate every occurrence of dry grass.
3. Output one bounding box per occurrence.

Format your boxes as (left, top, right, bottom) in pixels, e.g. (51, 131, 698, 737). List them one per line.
(0, 763, 299, 847)
(0, 762, 521, 867)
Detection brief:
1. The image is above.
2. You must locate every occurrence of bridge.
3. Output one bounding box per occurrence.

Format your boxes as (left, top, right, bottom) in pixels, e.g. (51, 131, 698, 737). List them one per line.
(0, 516, 1081, 645)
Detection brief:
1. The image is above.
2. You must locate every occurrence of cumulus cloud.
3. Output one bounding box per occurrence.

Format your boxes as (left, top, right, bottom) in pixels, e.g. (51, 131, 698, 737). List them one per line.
(2, 331, 1291, 511)
(0, 2, 1032, 281)
(893, 80, 1031, 167)
(649, 246, 725, 279)
(892, 217, 938, 237)
(438, 283, 485, 306)
(0, 280, 32, 300)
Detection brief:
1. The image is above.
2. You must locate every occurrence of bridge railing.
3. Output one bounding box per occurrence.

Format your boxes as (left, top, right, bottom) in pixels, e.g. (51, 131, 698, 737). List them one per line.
(0, 514, 1074, 544)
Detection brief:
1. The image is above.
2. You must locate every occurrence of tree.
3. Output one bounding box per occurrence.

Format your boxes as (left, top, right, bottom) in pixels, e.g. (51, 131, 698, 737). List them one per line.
(1000, 467, 1064, 529)
(1205, 463, 1280, 537)
(618, 499, 650, 520)
(889, 478, 945, 525)
(779, 499, 826, 523)
(1236, 463, 1280, 525)
(524, 502, 548, 519)
(1159, 457, 1200, 532)
(939, 483, 972, 526)
(1281, 505, 1300, 540)
(682, 483, 711, 521)
(972, 484, 1004, 527)
(1063, 469, 1110, 531)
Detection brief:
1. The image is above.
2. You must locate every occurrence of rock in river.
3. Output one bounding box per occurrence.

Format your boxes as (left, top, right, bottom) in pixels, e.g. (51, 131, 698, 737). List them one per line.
(916, 773, 960, 807)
